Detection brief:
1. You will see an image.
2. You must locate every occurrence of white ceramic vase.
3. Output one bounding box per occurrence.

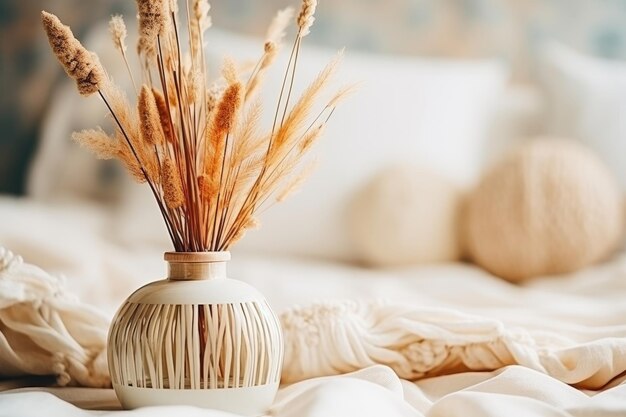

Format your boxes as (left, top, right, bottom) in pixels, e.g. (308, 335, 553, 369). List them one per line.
(107, 252, 283, 416)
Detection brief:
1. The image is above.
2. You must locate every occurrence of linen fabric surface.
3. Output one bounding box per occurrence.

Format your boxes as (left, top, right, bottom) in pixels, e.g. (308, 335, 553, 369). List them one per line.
(2, 365, 626, 417)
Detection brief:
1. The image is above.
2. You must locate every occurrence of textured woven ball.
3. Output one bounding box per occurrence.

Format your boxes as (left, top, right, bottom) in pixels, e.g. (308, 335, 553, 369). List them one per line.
(464, 139, 624, 282)
(349, 164, 462, 266)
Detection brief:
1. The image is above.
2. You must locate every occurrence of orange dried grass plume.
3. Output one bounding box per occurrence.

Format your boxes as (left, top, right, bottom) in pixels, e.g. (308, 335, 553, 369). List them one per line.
(162, 157, 184, 209)
(152, 88, 174, 143)
(203, 81, 243, 197)
(138, 85, 164, 146)
(212, 81, 243, 137)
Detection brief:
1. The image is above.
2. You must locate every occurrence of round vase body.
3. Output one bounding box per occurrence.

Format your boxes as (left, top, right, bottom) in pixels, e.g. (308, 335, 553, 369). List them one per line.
(107, 252, 283, 416)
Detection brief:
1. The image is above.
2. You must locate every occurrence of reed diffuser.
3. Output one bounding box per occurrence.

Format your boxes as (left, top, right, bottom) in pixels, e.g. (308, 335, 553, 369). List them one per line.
(42, 0, 348, 413)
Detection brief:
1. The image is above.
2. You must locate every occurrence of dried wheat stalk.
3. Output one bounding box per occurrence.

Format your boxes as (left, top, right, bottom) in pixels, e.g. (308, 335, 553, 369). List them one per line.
(42, 0, 352, 252)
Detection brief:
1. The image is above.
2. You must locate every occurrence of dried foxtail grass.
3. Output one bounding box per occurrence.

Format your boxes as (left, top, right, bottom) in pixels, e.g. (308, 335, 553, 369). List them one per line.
(41, 11, 105, 96)
(267, 7, 294, 45)
(138, 85, 164, 146)
(136, 0, 169, 56)
(152, 88, 175, 143)
(42, 0, 349, 252)
(210, 81, 242, 138)
(162, 157, 184, 209)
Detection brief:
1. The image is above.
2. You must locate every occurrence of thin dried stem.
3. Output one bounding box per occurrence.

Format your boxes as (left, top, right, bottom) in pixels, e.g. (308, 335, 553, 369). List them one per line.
(98, 90, 179, 249)
(109, 15, 138, 92)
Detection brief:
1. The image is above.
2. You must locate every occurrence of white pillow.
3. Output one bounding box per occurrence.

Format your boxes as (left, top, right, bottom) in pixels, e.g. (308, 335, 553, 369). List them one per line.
(539, 42, 626, 188)
(115, 30, 508, 260)
(0, 196, 114, 307)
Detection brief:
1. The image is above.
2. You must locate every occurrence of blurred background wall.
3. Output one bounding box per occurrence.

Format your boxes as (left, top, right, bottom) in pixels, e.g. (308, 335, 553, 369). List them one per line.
(2, 0, 626, 195)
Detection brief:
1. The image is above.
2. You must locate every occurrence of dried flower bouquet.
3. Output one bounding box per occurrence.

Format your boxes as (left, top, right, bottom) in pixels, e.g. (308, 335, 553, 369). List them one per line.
(42, 0, 351, 252)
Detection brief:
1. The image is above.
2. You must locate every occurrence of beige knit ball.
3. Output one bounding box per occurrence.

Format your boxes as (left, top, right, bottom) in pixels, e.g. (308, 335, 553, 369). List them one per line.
(349, 164, 463, 267)
(464, 139, 624, 282)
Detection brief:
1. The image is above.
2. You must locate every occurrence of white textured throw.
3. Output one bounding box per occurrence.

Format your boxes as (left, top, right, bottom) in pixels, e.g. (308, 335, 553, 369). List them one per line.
(0, 248, 109, 387)
(1, 246, 625, 392)
(281, 301, 626, 389)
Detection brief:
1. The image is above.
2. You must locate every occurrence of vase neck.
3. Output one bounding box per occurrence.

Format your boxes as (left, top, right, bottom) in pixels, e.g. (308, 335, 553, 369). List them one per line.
(164, 252, 230, 281)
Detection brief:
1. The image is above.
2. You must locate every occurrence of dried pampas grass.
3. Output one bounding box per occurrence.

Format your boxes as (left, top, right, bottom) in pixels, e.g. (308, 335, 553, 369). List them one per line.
(275, 161, 316, 202)
(272, 50, 343, 153)
(72, 128, 117, 160)
(297, 0, 317, 37)
(42, 0, 349, 252)
(109, 15, 127, 53)
(267, 7, 294, 45)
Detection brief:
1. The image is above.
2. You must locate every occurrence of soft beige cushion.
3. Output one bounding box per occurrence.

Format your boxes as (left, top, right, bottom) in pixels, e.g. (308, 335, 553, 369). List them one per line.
(464, 139, 624, 282)
(349, 164, 462, 266)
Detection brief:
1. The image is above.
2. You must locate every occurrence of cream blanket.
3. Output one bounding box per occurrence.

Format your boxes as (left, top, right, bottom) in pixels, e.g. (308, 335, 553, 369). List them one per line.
(2, 244, 625, 391)
(0, 248, 109, 387)
(0, 197, 625, 416)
